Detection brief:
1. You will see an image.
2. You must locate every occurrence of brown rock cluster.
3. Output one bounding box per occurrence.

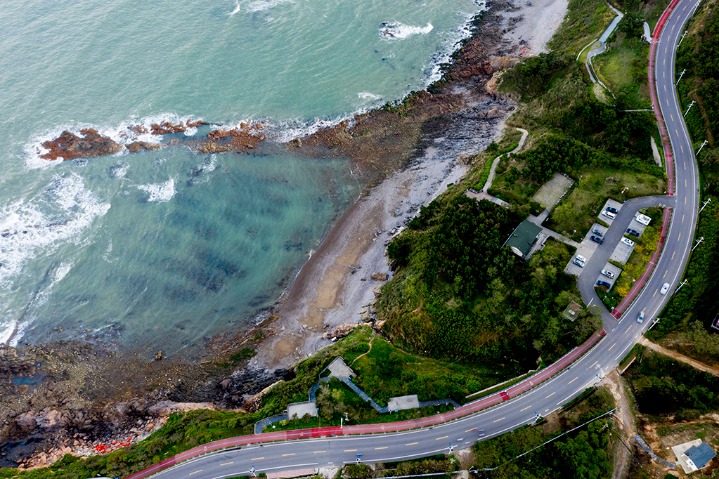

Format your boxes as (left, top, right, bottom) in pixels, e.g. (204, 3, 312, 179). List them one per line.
(198, 121, 267, 154)
(40, 129, 122, 161)
(149, 119, 203, 135)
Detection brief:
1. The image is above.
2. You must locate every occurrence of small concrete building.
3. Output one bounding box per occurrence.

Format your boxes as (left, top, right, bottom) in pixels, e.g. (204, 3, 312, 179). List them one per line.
(505, 220, 542, 258)
(672, 439, 716, 474)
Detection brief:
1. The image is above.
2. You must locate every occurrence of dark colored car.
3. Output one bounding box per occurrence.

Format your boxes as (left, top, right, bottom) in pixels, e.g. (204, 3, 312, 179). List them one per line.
(592, 228, 603, 236)
(626, 228, 640, 237)
(596, 280, 611, 288)
(606, 206, 619, 214)
(590, 235, 604, 244)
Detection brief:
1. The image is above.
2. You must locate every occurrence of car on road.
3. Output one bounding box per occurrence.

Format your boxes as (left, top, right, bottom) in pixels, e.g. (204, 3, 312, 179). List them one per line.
(596, 280, 611, 288)
(621, 237, 635, 246)
(592, 228, 604, 236)
(637, 309, 645, 323)
(606, 206, 619, 214)
(626, 228, 640, 237)
(601, 269, 615, 278)
(660, 282, 670, 295)
(602, 210, 616, 220)
(590, 235, 604, 244)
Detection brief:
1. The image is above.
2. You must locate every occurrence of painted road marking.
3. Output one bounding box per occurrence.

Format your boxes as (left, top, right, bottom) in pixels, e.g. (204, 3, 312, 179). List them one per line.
(189, 471, 203, 476)
(653, 289, 658, 298)
(493, 417, 506, 423)
(664, 84, 667, 92)
(664, 269, 668, 278)
(436, 436, 449, 440)
(405, 442, 418, 446)
(221, 462, 234, 466)
(344, 449, 357, 452)
(679, 233, 682, 241)
(545, 392, 556, 399)
(313, 451, 326, 454)
(685, 179, 688, 188)
(251, 457, 265, 461)
(681, 144, 684, 152)
(520, 405, 532, 411)
(608, 342, 615, 351)
(465, 427, 477, 432)
(569, 376, 579, 384)
(682, 214, 685, 223)
(672, 251, 676, 260)
(375, 446, 388, 450)
(670, 113, 674, 121)
(282, 453, 296, 457)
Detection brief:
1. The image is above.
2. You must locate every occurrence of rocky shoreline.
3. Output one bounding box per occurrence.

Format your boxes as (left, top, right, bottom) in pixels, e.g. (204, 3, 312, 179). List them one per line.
(0, 0, 569, 470)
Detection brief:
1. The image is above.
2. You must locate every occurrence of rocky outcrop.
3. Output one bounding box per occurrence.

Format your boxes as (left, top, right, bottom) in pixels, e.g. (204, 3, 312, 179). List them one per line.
(150, 119, 202, 135)
(126, 141, 161, 153)
(40, 129, 122, 161)
(198, 121, 267, 154)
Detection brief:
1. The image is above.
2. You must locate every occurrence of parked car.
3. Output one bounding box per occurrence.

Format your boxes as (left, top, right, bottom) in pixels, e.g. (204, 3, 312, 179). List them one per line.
(660, 282, 670, 295)
(637, 309, 645, 323)
(606, 206, 619, 214)
(590, 235, 604, 244)
(602, 210, 616, 220)
(572, 259, 585, 267)
(601, 269, 615, 278)
(621, 237, 635, 246)
(575, 254, 587, 263)
(592, 228, 604, 236)
(596, 280, 611, 288)
(626, 228, 640, 237)
(635, 213, 651, 226)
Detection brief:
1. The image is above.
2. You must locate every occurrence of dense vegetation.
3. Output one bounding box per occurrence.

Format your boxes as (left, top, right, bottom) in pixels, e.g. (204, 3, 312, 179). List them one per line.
(648, 0, 719, 364)
(379, 193, 599, 377)
(625, 347, 719, 420)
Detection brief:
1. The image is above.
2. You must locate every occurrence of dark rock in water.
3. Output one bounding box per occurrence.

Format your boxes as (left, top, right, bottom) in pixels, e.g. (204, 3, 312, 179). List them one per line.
(126, 141, 161, 153)
(40, 128, 122, 161)
(0, 437, 45, 468)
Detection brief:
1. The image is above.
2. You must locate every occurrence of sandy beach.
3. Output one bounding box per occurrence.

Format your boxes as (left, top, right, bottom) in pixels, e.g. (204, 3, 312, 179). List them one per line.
(252, 0, 570, 370)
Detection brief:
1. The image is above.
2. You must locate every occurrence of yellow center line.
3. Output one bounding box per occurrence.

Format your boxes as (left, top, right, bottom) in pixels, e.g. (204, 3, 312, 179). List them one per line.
(189, 471, 203, 476)
(344, 449, 357, 452)
(493, 417, 505, 423)
(251, 457, 265, 461)
(520, 405, 531, 411)
(436, 435, 449, 440)
(568, 377, 578, 384)
(220, 461, 234, 466)
(375, 446, 388, 450)
(405, 442, 418, 446)
(282, 453, 295, 457)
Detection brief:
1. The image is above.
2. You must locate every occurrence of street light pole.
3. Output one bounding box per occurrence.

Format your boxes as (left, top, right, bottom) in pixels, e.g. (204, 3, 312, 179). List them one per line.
(692, 236, 704, 251)
(696, 139, 709, 156)
(684, 100, 695, 116)
(675, 279, 688, 293)
(700, 197, 712, 213)
(676, 69, 686, 86)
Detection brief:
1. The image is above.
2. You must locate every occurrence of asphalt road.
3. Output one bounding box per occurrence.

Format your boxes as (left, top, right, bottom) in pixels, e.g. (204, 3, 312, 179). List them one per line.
(133, 2, 702, 477)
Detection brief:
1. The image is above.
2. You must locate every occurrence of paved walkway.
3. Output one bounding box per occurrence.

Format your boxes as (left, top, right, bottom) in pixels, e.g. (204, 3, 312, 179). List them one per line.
(482, 127, 529, 192)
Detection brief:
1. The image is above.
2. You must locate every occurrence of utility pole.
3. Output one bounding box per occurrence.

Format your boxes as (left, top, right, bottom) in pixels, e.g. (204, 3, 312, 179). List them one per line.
(684, 100, 695, 116)
(700, 197, 712, 213)
(675, 279, 688, 293)
(697, 139, 709, 156)
(692, 236, 704, 251)
(648, 317, 661, 331)
(679, 30, 688, 46)
(676, 69, 687, 86)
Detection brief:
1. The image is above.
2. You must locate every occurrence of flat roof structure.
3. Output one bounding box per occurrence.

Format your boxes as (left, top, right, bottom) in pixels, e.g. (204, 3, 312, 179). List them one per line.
(505, 220, 542, 258)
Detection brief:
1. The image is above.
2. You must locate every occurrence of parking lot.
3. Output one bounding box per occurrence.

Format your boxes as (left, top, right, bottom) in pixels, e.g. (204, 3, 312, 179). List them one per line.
(625, 214, 649, 239)
(564, 222, 607, 276)
(598, 199, 624, 226)
(610, 238, 636, 264)
(595, 262, 622, 290)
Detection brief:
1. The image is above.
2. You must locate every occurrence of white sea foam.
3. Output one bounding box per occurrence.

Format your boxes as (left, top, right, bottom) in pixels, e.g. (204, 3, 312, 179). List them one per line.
(358, 92, 383, 101)
(228, 0, 241, 16)
(0, 173, 110, 288)
(137, 178, 176, 202)
(243, 0, 294, 13)
(379, 22, 434, 40)
(53, 262, 72, 285)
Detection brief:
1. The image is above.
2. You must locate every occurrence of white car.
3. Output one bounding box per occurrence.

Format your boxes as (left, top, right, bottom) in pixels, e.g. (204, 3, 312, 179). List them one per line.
(575, 254, 587, 263)
(602, 211, 616, 220)
(601, 269, 615, 279)
(636, 213, 651, 226)
(621, 237, 635, 246)
(660, 282, 670, 295)
(637, 310, 645, 323)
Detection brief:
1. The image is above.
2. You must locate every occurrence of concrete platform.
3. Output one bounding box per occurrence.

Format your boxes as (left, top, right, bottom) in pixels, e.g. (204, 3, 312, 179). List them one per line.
(388, 395, 420, 412)
(287, 401, 318, 419)
(610, 239, 635, 264)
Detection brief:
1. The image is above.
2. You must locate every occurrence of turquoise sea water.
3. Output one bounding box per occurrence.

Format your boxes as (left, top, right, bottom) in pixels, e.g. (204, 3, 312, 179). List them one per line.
(0, 0, 484, 355)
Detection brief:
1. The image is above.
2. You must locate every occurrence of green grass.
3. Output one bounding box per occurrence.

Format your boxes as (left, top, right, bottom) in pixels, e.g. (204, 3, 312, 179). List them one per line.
(546, 169, 666, 241)
(593, 33, 651, 108)
(549, 0, 615, 56)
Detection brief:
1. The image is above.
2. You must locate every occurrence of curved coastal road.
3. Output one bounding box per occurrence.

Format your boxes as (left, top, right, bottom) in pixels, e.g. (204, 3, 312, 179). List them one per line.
(127, 2, 702, 478)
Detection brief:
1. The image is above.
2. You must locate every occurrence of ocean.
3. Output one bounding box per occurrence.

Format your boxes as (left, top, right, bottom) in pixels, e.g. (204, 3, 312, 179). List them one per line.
(0, 0, 485, 355)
